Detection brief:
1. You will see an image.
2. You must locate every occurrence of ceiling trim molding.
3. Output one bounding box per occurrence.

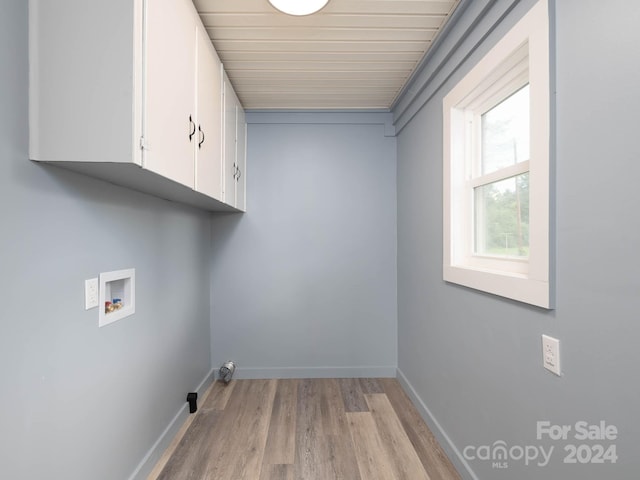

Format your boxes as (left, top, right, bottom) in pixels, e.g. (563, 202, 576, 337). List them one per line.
(391, 0, 533, 134)
(390, 0, 475, 110)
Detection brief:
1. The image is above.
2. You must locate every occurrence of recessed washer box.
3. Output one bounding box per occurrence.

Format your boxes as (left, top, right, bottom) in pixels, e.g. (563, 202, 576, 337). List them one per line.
(99, 268, 135, 327)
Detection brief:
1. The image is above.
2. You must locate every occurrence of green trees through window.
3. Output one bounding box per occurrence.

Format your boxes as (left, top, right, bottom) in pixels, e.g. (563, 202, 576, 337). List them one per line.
(475, 85, 530, 258)
(475, 173, 529, 257)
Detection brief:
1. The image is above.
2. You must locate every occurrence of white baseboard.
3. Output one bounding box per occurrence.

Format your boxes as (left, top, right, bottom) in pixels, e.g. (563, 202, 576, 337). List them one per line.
(128, 368, 216, 480)
(396, 368, 479, 480)
(231, 365, 397, 379)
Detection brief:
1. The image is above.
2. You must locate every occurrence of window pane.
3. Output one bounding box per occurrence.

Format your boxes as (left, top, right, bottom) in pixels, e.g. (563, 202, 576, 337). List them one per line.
(474, 173, 529, 257)
(481, 85, 530, 175)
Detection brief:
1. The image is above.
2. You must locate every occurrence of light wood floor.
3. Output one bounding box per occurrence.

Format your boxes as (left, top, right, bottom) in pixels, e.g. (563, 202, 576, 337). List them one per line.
(149, 378, 461, 480)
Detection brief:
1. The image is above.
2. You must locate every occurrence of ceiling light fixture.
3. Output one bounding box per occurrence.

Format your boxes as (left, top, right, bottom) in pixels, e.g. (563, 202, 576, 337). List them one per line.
(268, 0, 330, 16)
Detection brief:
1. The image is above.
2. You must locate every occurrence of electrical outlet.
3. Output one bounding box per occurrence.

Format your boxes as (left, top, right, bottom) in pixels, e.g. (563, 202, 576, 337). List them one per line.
(85, 278, 99, 310)
(542, 335, 561, 376)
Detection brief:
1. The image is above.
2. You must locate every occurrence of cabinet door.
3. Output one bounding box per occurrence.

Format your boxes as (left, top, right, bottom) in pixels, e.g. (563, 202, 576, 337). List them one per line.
(235, 106, 247, 211)
(223, 76, 238, 207)
(144, 0, 196, 188)
(29, 0, 141, 164)
(195, 25, 223, 199)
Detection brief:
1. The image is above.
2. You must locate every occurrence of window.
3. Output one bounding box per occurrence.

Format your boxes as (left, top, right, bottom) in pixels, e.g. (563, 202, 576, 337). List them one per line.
(443, 0, 551, 308)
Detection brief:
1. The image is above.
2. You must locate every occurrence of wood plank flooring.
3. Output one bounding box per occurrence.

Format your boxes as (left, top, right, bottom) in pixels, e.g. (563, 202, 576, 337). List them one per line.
(150, 378, 461, 480)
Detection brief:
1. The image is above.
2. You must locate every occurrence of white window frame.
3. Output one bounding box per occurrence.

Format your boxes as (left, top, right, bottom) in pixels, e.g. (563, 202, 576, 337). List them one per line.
(443, 0, 551, 308)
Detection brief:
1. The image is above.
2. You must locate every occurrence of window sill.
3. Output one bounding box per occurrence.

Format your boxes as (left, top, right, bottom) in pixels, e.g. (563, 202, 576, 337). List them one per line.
(444, 264, 551, 308)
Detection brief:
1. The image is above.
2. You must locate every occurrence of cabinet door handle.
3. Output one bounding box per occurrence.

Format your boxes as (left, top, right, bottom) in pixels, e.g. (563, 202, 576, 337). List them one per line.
(236, 167, 241, 181)
(232, 162, 237, 180)
(198, 125, 205, 149)
(188, 115, 196, 142)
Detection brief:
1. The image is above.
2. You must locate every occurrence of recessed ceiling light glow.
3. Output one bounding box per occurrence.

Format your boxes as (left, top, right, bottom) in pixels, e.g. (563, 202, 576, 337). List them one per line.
(268, 0, 330, 16)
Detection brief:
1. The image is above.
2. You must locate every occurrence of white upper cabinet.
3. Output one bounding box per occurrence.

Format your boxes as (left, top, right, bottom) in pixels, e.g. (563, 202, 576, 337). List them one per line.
(194, 23, 224, 200)
(223, 77, 238, 207)
(144, 0, 196, 189)
(29, 0, 241, 212)
(29, 0, 144, 165)
(223, 74, 247, 211)
(235, 106, 247, 212)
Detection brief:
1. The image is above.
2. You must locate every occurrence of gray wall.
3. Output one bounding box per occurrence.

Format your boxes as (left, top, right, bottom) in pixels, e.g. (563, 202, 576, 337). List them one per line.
(0, 2, 213, 479)
(395, 0, 640, 479)
(210, 112, 397, 378)
(5, 0, 637, 478)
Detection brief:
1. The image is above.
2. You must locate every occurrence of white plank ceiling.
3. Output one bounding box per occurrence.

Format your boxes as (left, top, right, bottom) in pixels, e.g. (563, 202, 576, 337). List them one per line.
(193, 0, 460, 110)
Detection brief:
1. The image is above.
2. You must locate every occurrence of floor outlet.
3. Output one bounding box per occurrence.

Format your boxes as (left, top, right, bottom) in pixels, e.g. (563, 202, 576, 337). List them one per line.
(542, 335, 561, 376)
(85, 278, 99, 310)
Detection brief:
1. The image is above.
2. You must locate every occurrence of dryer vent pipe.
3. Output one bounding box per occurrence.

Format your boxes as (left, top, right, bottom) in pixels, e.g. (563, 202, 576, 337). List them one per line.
(219, 361, 236, 384)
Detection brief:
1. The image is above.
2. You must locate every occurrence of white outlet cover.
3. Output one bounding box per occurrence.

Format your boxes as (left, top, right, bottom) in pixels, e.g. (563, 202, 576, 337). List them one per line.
(85, 278, 99, 310)
(542, 334, 561, 376)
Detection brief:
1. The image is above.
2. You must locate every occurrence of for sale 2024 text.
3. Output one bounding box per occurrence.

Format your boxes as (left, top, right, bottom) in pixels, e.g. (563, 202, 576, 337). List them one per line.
(537, 421, 618, 465)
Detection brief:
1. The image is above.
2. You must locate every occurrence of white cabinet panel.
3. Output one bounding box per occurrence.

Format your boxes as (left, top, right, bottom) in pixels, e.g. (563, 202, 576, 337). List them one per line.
(235, 106, 247, 211)
(195, 24, 223, 199)
(144, 0, 196, 189)
(223, 77, 238, 206)
(223, 74, 247, 211)
(29, 0, 142, 164)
